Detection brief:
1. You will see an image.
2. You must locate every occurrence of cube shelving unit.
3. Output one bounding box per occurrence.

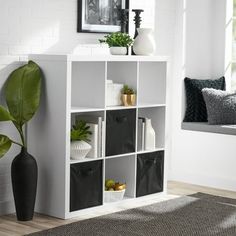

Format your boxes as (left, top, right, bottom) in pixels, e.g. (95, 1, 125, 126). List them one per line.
(28, 54, 169, 219)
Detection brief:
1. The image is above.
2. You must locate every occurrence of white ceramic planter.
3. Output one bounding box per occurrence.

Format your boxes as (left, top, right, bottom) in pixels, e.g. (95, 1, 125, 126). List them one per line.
(110, 47, 127, 55)
(133, 28, 156, 56)
(70, 140, 92, 160)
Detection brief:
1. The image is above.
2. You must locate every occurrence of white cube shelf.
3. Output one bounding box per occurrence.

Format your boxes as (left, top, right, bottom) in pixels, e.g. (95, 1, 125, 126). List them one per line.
(28, 54, 169, 219)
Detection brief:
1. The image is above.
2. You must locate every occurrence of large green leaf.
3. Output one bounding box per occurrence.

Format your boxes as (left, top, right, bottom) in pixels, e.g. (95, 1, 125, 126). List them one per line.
(0, 105, 15, 121)
(0, 135, 12, 158)
(5, 60, 41, 126)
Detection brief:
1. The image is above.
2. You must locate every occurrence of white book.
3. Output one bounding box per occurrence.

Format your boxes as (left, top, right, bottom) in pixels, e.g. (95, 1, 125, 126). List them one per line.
(142, 121, 145, 150)
(76, 115, 102, 157)
(101, 121, 105, 157)
(86, 123, 98, 158)
(138, 117, 146, 151)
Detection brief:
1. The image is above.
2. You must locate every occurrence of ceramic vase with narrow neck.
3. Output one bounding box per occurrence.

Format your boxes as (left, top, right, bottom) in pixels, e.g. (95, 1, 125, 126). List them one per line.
(145, 118, 156, 150)
(11, 147, 38, 221)
(133, 28, 156, 55)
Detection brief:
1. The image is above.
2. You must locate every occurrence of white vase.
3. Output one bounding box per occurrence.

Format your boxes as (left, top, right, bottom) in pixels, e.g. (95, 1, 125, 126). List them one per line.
(70, 141, 92, 160)
(133, 28, 156, 56)
(145, 119, 156, 150)
(110, 47, 127, 55)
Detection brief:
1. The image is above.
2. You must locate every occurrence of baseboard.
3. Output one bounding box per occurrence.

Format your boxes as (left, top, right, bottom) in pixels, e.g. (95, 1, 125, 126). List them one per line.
(0, 200, 15, 216)
(169, 169, 236, 192)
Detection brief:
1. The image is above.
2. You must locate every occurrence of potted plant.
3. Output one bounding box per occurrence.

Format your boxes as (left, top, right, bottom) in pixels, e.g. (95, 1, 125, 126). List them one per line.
(121, 85, 136, 106)
(99, 32, 134, 55)
(0, 61, 41, 221)
(70, 119, 92, 160)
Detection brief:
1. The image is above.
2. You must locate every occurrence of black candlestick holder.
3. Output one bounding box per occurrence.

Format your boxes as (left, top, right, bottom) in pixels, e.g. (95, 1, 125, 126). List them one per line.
(132, 9, 144, 38)
(132, 9, 144, 55)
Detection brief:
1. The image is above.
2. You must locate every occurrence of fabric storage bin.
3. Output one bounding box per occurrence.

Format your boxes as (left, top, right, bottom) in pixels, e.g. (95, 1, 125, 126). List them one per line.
(106, 109, 136, 156)
(136, 151, 164, 197)
(70, 160, 103, 212)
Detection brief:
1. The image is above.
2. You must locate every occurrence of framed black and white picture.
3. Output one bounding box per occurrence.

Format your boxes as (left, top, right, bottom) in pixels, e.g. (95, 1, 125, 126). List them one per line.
(77, 0, 129, 33)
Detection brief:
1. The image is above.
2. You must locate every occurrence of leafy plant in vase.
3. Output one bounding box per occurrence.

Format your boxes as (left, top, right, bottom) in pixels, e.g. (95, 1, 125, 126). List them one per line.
(99, 32, 134, 55)
(0, 61, 41, 221)
(122, 85, 136, 106)
(70, 120, 92, 160)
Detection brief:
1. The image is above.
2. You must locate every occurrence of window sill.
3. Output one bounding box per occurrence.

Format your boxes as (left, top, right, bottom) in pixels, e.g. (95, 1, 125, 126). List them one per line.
(182, 122, 236, 136)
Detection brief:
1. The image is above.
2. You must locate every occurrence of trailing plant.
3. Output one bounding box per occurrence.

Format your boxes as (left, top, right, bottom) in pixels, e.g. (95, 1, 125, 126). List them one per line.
(122, 85, 135, 95)
(99, 32, 134, 47)
(71, 120, 92, 142)
(0, 61, 41, 158)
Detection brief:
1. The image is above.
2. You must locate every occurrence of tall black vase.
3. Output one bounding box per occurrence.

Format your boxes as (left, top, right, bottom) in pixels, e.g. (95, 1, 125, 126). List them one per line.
(11, 147, 38, 221)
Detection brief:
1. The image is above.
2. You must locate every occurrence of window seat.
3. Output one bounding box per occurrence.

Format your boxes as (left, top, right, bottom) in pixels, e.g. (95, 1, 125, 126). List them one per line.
(182, 122, 236, 136)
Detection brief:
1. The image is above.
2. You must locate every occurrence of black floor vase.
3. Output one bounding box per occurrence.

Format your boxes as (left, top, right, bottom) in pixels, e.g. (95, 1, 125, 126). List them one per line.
(11, 147, 38, 221)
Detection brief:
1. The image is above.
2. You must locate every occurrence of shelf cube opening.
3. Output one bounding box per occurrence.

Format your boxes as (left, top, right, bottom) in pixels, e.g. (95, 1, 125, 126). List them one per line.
(106, 109, 136, 156)
(70, 160, 103, 211)
(138, 62, 167, 106)
(105, 155, 136, 199)
(138, 107, 166, 150)
(107, 62, 138, 107)
(71, 111, 105, 159)
(136, 151, 164, 197)
(71, 62, 106, 109)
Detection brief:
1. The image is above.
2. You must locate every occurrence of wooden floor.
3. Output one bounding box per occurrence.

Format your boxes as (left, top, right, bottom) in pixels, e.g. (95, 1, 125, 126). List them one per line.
(1, 181, 236, 236)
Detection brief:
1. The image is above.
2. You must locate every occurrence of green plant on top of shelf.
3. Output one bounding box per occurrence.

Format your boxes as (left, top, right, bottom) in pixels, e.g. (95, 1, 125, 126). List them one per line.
(122, 85, 135, 95)
(99, 32, 134, 48)
(71, 120, 92, 142)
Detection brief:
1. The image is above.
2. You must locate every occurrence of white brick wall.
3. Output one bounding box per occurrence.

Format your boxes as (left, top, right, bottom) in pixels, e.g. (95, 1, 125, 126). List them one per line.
(0, 0, 157, 56)
(0, 0, 176, 215)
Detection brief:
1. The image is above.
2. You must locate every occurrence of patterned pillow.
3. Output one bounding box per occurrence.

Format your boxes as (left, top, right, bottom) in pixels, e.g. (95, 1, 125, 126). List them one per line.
(202, 88, 236, 125)
(183, 77, 225, 122)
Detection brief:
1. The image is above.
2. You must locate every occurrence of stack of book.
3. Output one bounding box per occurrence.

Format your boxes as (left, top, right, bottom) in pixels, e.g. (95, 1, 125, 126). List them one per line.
(76, 115, 105, 158)
(138, 117, 156, 151)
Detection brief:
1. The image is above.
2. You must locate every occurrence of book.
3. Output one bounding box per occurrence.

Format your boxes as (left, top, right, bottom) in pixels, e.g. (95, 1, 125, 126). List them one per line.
(86, 123, 98, 158)
(138, 117, 146, 151)
(101, 121, 105, 157)
(138, 118, 143, 151)
(76, 115, 102, 157)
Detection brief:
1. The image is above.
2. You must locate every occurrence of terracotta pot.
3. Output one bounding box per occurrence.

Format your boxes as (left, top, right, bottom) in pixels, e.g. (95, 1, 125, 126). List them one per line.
(121, 94, 136, 106)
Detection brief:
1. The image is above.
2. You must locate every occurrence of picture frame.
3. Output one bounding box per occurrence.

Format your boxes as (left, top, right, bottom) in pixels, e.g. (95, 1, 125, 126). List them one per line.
(77, 0, 129, 33)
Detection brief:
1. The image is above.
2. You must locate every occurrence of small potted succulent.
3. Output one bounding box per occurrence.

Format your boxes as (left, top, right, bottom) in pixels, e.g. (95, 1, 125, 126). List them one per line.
(99, 32, 134, 55)
(121, 85, 136, 106)
(70, 120, 92, 160)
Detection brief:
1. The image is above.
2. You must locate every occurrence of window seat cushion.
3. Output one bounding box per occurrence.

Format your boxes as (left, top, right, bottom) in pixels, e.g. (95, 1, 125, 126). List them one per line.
(182, 122, 236, 136)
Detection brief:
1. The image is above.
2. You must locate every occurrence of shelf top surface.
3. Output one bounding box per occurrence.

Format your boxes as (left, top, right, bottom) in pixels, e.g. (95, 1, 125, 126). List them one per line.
(29, 54, 170, 62)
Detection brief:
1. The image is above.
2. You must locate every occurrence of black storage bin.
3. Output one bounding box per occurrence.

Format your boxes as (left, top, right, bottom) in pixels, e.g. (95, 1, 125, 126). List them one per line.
(136, 151, 164, 197)
(106, 109, 136, 156)
(70, 160, 103, 212)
